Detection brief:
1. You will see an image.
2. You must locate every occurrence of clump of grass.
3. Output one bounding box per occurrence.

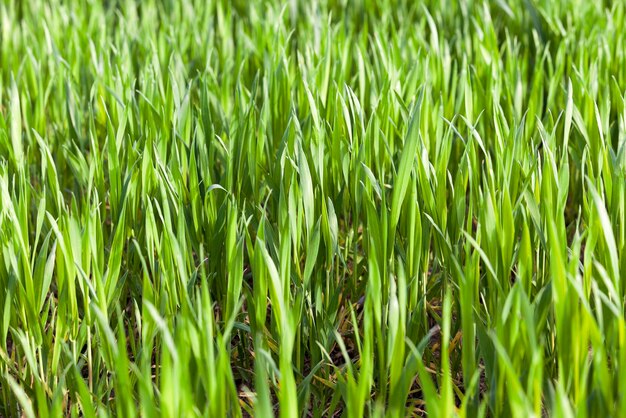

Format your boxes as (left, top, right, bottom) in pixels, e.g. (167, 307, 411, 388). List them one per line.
(1, 0, 626, 416)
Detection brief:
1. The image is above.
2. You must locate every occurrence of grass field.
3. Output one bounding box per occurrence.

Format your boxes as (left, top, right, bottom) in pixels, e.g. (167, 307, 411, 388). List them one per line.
(1, 0, 626, 416)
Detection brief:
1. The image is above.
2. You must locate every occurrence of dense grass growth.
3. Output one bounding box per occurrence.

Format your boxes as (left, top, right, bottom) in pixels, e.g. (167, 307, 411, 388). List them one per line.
(1, 0, 626, 416)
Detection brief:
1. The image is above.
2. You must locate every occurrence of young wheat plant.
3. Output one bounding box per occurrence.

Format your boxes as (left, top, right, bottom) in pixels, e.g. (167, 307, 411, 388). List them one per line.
(0, 0, 625, 417)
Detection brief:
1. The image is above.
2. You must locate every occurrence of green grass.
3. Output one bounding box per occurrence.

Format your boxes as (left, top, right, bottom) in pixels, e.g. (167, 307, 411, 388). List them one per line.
(1, 0, 625, 416)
